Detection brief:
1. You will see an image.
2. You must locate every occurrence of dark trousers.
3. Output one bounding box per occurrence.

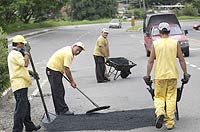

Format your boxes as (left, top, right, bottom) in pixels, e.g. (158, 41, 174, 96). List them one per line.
(13, 88, 35, 132)
(93, 55, 106, 82)
(46, 67, 69, 115)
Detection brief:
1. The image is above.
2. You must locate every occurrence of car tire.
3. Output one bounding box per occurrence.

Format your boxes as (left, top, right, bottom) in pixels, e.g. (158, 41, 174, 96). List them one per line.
(146, 49, 150, 57)
(184, 50, 190, 57)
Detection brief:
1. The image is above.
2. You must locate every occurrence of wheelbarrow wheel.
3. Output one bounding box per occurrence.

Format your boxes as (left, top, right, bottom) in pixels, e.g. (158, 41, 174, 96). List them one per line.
(120, 70, 130, 78)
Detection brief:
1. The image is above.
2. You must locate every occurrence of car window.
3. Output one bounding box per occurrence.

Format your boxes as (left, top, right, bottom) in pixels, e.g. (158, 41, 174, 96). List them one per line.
(170, 25, 183, 35)
(111, 19, 119, 23)
(151, 25, 183, 36)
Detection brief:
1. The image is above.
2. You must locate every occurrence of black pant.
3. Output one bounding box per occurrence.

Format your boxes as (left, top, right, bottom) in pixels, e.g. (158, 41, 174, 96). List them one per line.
(13, 88, 35, 132)
(93, 55, 106, 82)
(46, 67, 69, 115)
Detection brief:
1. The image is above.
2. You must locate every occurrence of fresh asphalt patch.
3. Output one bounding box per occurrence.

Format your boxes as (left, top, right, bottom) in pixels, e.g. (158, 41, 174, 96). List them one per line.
(43, 108, 155, 131)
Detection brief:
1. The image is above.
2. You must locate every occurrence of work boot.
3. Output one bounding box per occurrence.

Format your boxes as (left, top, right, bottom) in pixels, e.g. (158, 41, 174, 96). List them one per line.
(166, 125, 174, 130)
(26, 125, 41, 132)
(155, 115, 164, 129)
(60, 110, 74, 115)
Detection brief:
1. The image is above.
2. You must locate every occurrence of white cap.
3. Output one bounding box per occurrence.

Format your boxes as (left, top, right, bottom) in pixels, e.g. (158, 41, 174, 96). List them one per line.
(73, 42, 85, 50)
(102, 28, 109, 33)
(158, 22, 170, 31)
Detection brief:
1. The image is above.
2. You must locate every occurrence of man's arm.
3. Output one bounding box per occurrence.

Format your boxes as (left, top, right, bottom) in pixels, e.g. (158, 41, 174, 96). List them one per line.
(64, 66, 76, 88)
(177, 42, 187, 74)
(147, 46, 155, 76)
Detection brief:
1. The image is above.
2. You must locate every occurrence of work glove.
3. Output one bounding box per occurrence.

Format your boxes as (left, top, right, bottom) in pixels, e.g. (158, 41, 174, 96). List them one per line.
(28, 70, 40, 80)
(25, 41, 31, 52)
(181, 73, 191, 84)
(143, 76, 152, 86)
(105, 57, 109, 62)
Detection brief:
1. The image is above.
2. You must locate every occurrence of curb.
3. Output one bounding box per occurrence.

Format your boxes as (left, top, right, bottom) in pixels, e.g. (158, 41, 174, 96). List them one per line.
(0, 88, 12, 107)
(7, 29, 53, 42)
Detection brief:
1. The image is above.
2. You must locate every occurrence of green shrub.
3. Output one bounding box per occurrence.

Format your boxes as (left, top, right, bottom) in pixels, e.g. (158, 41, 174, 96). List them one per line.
(182, 4, 199, 16)
(133, 9, 145, 19)
(0, 27, 10, 96)
(172, 8, 183, 17)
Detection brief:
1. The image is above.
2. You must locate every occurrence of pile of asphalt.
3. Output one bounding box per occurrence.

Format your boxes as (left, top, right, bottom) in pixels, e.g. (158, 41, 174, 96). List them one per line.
(43, 108, 155, 131)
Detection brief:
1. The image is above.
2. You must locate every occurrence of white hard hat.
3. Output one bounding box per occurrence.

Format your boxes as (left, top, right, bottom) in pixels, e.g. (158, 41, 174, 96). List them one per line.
(158, 22, 170, 31)
(102, 28, 109, 33)
(73, 42, 85, 50)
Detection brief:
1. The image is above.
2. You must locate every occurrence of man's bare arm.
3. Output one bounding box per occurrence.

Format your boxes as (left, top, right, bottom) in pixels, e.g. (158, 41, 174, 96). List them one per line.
(147, 46, 155, 76)
(64, 66, 76, 88)
(177, 42, 187, 74)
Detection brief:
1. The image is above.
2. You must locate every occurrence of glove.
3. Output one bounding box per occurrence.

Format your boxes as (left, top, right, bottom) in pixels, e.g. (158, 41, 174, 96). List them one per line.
(143, 76, 152, 86)
(105, 57, 109, 62)
(181, 73, 191, 84)
(25, 41, 31, 52)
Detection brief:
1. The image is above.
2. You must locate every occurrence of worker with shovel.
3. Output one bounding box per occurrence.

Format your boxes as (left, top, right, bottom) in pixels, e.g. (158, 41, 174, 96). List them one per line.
(143, 22, 190, 130)
(7, 35, 41, 132)
(46, 42, 85, 116)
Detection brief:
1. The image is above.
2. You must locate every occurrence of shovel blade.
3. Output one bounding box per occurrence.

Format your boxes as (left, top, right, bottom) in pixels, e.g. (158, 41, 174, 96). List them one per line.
(86, 106, 110, 114)
(42, 112, 56, 124)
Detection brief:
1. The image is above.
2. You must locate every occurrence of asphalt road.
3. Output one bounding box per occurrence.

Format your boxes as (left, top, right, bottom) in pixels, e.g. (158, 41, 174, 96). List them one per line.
(3, 21, 200, 132)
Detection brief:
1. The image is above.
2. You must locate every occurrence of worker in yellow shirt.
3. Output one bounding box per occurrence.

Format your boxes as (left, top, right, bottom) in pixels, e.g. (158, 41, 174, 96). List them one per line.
(46, 42, 85, 115)
(7, 35, 41, 132)
(93, 28, 110, 83)
(143, 22, 190, 130)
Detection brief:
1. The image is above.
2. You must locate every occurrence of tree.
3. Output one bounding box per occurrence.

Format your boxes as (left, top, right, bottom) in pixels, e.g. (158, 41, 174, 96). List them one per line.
(0, 27, 9, 95)
(0, 0, 17, 28)
(70, 0, 118, 20)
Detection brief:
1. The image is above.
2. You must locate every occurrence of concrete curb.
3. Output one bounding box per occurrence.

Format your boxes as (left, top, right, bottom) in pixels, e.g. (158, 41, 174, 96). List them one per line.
(7, 29, 54, 42)
(0, 88, 12, 107)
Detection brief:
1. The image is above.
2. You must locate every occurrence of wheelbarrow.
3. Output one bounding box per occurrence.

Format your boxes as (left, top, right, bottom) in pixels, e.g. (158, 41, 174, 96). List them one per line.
(105, 57, 137, 80)
(145, 78, 189, 120)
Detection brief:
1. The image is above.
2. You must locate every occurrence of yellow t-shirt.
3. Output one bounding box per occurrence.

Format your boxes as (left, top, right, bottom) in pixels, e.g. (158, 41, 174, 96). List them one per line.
(93, 35, 110, 57)
(154, 37, 178, 79)
(47, 46, 74, 73)
(7, 50, 32, 92)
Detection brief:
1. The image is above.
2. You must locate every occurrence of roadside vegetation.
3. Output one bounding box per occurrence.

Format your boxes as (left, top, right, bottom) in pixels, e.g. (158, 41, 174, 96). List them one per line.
(0, 28, 10, 96)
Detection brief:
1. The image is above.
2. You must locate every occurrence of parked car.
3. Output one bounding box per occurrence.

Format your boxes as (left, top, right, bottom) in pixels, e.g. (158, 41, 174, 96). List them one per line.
(143, 13, 190, 57)
(109, 19, 122, 28)
(193, 23, 200, 30)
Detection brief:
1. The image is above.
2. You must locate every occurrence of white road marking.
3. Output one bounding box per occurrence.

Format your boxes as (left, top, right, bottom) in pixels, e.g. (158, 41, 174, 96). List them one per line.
(189, 48, 200, 51)
(186, 61, 200, 72)
(186, 61, 190, 65)
(190, 64, 197, 68)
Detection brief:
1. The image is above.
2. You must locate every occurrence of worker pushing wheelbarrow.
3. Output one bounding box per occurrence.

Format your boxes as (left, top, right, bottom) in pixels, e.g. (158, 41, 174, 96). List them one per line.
(143, 22, 191, 130)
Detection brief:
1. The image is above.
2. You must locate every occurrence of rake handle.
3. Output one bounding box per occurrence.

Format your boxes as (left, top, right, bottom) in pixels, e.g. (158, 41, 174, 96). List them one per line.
(62, 75, 99, 108)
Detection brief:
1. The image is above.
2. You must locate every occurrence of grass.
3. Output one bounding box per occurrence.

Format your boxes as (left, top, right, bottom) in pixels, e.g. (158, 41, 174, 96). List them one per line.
(127, 25, 143, 31)
(5, 18, 111, 34)
(178, 16, 200, 21)
(4, 16, 200, 33)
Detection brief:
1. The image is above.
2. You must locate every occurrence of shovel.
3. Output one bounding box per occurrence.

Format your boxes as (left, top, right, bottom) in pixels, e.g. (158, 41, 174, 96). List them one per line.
(25, 42, 56, 123)
(62, 75, 110, 114)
